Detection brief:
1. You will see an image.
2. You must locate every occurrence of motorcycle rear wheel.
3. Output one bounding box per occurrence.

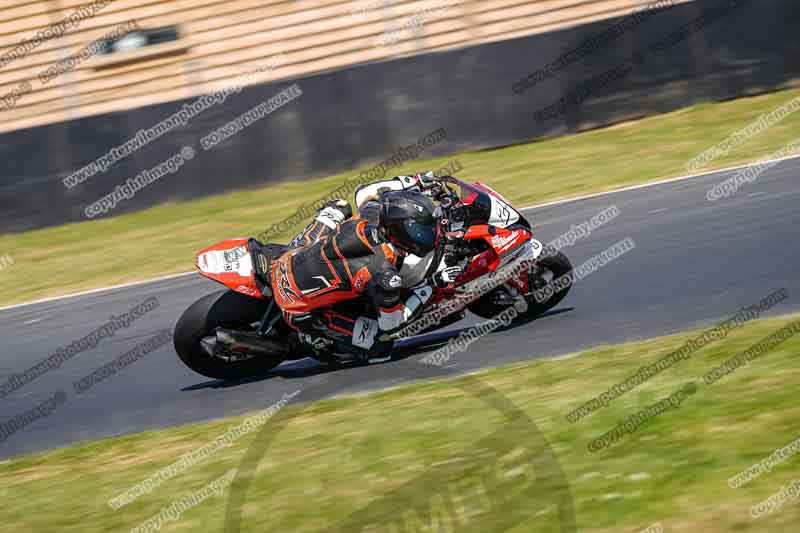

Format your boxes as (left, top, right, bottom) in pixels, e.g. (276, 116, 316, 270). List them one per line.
(174, 290, 286, 380)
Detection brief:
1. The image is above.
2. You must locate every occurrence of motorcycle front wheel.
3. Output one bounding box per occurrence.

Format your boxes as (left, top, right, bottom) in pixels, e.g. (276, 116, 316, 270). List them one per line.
(469, 250, 573, 321)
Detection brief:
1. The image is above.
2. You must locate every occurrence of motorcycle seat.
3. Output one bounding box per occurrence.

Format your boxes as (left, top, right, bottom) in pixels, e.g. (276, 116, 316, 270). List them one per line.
(249, 239, 289, 298)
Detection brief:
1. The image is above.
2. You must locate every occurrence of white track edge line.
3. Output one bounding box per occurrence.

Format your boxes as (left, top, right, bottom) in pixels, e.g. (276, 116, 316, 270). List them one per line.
(518, 153, 800, 211)
(3, 153, 798, 312)
(0, 271, 197, 312)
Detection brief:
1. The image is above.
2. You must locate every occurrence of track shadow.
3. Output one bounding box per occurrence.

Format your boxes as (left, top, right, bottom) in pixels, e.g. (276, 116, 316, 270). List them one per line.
(180, 358, 350, 390)
(181, 306, 575, 390)
(496, 306, 574, 331)
(389, 306, 575, 361)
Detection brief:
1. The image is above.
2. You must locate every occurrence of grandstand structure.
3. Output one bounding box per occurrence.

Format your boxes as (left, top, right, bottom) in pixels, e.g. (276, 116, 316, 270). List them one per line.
(0, 0, 689, 134)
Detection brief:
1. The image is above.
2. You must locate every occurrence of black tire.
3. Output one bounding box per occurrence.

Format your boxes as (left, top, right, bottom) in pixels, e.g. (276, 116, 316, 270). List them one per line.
(174, 290, 285, 380)
(469, 251, 573, 321)
(524, 250, 573, 317)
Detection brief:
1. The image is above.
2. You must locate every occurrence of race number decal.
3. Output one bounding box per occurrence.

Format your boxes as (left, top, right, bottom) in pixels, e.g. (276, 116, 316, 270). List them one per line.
(489, 195, 520, 228)
(530, 239, 543, 259)
(198, 246, 253, 276)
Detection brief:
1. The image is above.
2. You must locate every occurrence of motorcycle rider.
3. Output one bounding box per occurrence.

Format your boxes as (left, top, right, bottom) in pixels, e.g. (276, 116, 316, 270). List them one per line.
(271, 171, 462, 362)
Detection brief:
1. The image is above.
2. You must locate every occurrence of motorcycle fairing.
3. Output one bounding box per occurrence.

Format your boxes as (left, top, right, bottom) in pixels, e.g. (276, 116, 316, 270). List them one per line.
(450, 178, 529, 232)
(196, 238, 263, 299)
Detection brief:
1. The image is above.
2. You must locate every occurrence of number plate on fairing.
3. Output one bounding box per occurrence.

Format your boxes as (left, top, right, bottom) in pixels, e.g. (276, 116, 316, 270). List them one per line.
(198, 246, 253, 276)
(488, 195, 520, 228)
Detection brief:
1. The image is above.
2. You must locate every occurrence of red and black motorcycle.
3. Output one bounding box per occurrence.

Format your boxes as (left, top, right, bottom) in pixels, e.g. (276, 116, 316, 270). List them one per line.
(174, 176, 572, 379)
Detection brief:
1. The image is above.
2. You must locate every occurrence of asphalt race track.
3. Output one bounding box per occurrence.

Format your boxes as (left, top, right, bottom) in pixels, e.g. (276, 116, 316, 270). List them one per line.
(1, 160, 799, 459)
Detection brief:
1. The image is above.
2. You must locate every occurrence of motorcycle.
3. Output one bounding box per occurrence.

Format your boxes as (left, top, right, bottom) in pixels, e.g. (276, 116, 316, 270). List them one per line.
(174, 176, 572, 379)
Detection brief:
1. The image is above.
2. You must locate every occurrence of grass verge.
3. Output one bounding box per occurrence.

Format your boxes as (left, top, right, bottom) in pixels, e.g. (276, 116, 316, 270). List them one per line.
(1, 314, 799, 532)
(1, 87, 800, 306)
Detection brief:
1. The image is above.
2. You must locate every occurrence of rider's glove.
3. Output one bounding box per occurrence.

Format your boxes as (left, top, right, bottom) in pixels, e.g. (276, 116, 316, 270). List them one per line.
(432, 266, 463, 288)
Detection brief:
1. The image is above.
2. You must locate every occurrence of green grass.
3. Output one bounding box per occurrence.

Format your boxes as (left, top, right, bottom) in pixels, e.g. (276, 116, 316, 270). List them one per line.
(1, 87, 800, 306)
(1, 314, 799, 532)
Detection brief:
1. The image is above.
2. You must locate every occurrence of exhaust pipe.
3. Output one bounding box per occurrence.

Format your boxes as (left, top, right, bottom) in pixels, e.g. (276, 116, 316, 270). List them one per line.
(203, 329, 290, 360)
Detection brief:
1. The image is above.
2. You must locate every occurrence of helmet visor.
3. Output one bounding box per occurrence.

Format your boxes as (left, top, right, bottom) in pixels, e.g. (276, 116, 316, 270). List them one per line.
(402, 217, 437, 251)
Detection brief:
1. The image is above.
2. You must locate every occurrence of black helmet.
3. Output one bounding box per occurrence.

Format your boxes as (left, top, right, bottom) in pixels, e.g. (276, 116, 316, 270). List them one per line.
(379, 191, 439, 256)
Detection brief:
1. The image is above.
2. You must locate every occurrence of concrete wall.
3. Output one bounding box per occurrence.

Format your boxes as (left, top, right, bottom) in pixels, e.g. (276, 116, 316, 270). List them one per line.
(1, 0, 798, 232)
